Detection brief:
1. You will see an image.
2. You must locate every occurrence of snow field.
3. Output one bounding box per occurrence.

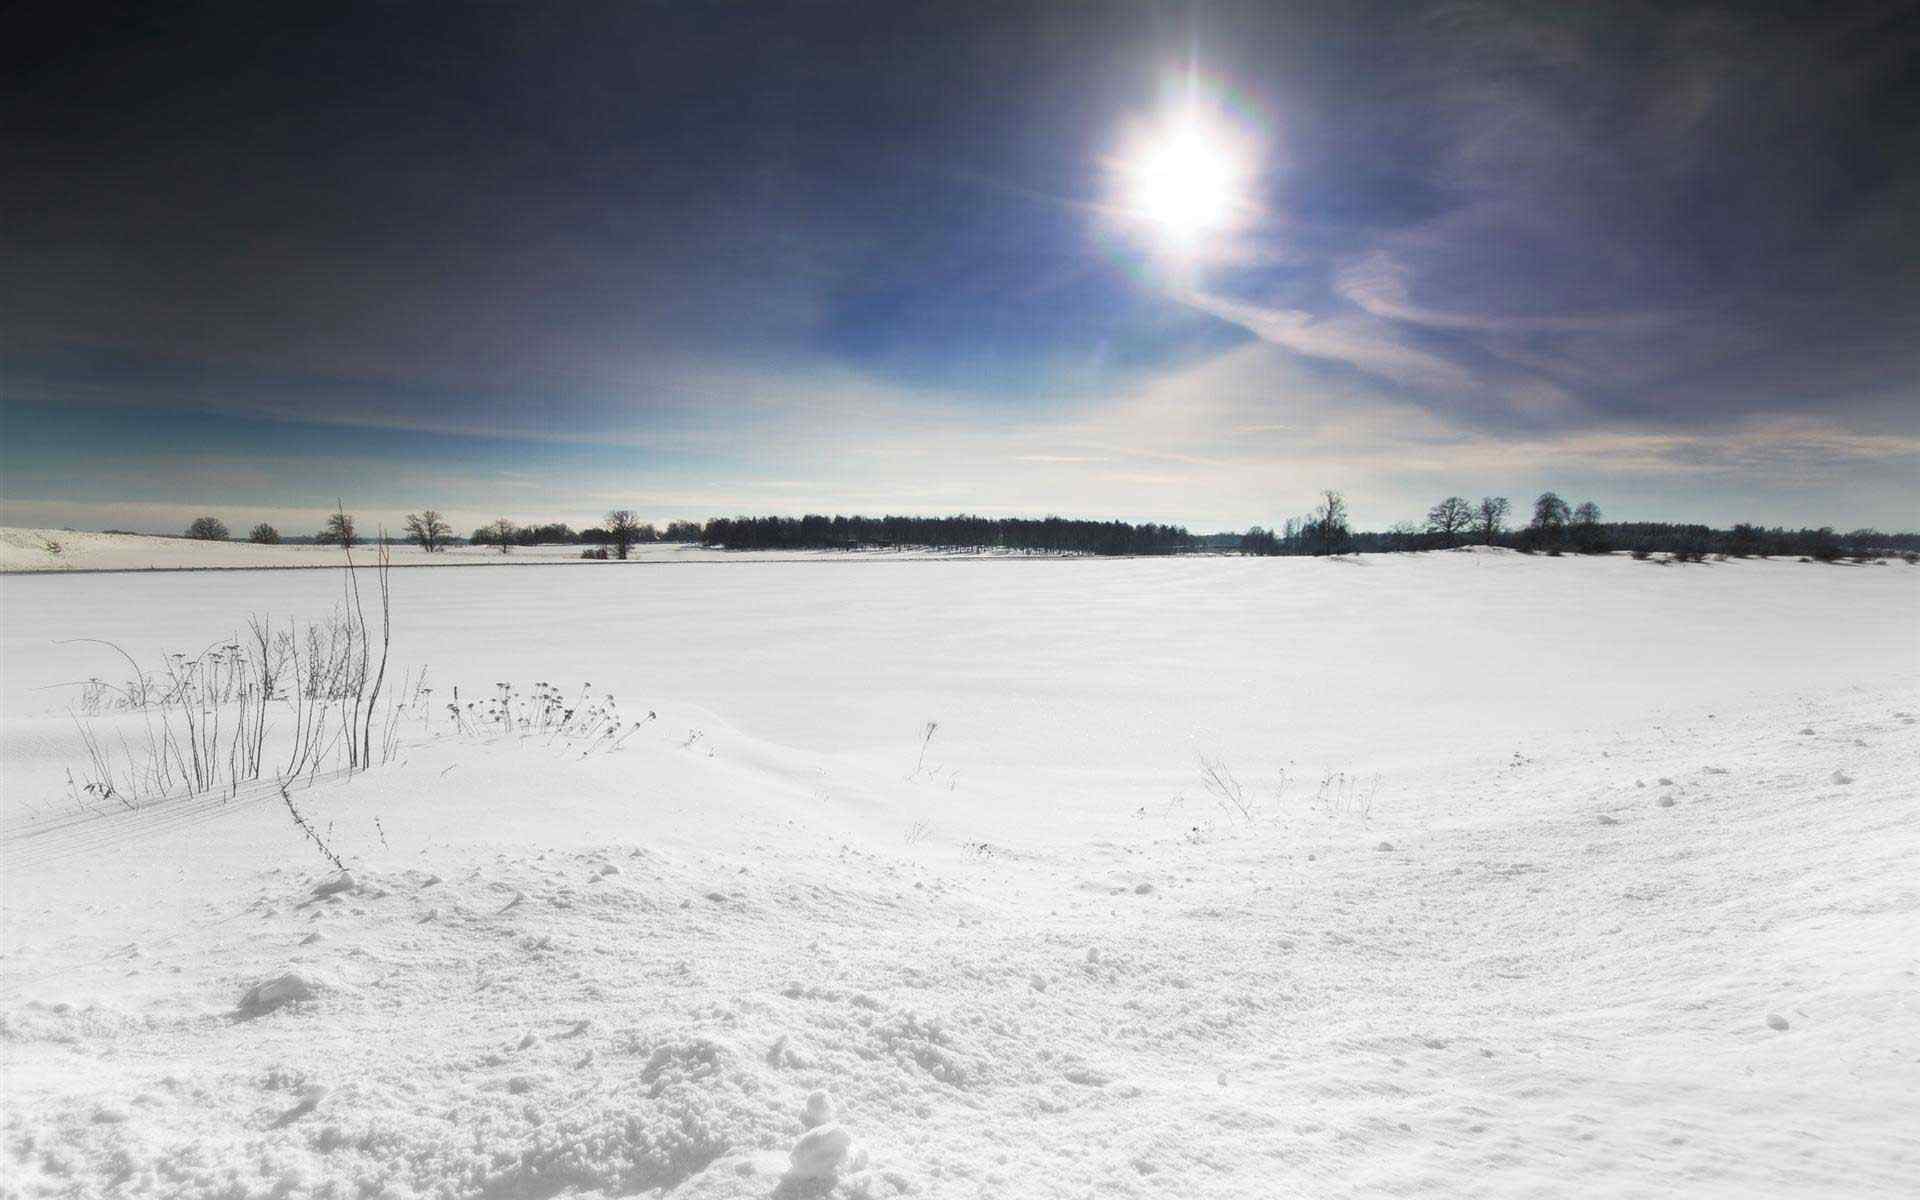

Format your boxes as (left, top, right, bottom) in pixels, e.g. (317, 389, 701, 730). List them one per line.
(2, 551, 1916, 1197)
(0, 528, 1050, 574)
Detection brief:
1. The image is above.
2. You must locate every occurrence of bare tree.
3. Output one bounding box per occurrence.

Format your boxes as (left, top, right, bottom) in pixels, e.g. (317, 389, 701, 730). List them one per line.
(1571, 500, 1608, 554)
(1476, 496, 1510, 545)
(605, 509, 644, 560)
(318, 509, 358, 548)
(404, 509, 451, 553)
(248, 523, 281, 544)
(1426, 496, 1473, 547)
(1531, 491, 1571, 531)
(1310, 490, 1349, 555)
(488, 517, 517, 554)
(185, 516, 229, 541)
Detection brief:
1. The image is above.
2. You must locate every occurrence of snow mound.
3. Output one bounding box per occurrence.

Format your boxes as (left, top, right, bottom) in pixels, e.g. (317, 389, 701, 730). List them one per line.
(234, 971, 330, 1018)
(787, 1122, 858, 1181)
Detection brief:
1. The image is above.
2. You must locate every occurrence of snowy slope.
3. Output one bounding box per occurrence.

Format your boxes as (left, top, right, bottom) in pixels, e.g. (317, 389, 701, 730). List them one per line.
(2, 552, 1917, 1198)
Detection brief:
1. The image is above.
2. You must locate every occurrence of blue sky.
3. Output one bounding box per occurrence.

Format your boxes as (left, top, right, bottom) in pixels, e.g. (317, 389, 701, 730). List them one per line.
(4, 0, 1917, 535)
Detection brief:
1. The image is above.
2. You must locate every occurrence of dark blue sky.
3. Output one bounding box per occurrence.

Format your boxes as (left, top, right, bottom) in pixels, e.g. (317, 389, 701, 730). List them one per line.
(4, 0, 1917, 533)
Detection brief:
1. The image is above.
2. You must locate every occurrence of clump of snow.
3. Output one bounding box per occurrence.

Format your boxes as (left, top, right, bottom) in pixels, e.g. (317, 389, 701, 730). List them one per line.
(802, 1089, 835, 1128)
(310, 871, 355, 898)
(234, 971, 327, 1018)
(787, 1122, 857, 1181)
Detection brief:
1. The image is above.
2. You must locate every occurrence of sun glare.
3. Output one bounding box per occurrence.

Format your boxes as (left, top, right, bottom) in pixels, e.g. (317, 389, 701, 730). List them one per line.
(1117, 104, 1254, 254)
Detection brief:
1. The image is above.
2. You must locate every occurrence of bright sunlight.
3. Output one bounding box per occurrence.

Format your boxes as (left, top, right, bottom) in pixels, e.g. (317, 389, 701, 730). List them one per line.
(1116, 104, 1254, 252)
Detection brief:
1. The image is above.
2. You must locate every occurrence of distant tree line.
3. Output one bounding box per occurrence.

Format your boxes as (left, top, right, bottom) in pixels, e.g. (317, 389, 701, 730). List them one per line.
(1238, 490, 1919, 561)
(696, 514, 1197, 555)
(168, 498, 1919, 565)
(466, 517, 702, 553)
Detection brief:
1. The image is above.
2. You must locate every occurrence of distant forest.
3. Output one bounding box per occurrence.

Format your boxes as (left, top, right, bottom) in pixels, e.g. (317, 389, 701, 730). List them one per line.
(698, 514, 1196, 555)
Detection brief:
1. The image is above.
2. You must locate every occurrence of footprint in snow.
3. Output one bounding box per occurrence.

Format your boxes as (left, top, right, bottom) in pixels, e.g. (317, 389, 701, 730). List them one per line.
(269, 1084, 329, 1128)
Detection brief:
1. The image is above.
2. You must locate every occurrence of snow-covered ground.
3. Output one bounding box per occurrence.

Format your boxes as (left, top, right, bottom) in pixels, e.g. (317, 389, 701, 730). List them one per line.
(0, 528, 1047, 573)
(2, 551, 1916, 1198)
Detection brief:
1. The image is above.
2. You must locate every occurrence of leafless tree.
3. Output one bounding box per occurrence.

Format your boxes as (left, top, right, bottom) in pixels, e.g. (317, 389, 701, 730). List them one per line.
(1310, 490, 1349, 555)
(1426, 496, 1473, 547)
(1532, 491, 1571, 532)
(605, 509, 645, 560)
(185, 516, 229, 541)
(248, 523, 280, 544)
(318, 509, 358, 549)
(1476, 496, 1510, 545)
(404, 509, 451, 553)
(489, 517, 517, 554)
(1570, 500, 1609, 553)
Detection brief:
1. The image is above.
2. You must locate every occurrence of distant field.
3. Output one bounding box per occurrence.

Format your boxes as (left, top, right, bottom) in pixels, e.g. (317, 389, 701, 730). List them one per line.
(0, 527, 1062, 573)
(0, 527, 718, 572)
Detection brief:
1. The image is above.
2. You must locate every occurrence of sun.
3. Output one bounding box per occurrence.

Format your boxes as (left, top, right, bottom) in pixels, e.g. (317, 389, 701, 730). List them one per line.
(1131, 122, 1238, 236)
(1115, 105, 1254, 253)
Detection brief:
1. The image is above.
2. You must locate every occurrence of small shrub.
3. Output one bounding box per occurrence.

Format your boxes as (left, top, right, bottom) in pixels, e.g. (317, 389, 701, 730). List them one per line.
(580, 547, 609, 560)
(63, 546, 407, 804)
(1630, 547, 1651, 561)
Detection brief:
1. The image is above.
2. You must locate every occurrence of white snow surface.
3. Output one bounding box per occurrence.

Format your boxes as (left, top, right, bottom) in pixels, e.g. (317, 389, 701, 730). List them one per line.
(0, 528, 1047, 573)
(2, 550, 1917, 1197)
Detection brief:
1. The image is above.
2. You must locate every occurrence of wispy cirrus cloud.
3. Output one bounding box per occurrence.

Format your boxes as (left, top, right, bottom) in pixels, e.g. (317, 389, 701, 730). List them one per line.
(1333, 252, 1675, 334)
(1171, 289, 1477, 394)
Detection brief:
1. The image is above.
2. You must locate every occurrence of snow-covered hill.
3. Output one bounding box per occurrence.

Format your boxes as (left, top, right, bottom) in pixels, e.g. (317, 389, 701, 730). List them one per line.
(3, 552, 1916, 1197)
